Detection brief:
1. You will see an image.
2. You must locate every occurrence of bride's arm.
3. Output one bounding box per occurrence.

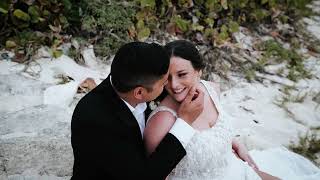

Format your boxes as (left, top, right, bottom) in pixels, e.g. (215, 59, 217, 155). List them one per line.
(144, 111, 177, 155)
(232, 139, 259, 170)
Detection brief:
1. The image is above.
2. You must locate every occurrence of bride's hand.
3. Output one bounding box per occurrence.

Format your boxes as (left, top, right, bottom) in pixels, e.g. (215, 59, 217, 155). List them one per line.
(232, 139, 259, 170)
(237, 148, 258, 170)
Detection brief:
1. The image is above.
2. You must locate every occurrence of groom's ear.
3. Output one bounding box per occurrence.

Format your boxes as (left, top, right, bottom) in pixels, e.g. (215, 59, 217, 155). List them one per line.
(133, 86, 145, 100)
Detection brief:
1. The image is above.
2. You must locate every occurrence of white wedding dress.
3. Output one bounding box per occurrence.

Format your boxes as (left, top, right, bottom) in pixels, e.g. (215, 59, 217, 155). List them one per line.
(148, 80, 320, 180)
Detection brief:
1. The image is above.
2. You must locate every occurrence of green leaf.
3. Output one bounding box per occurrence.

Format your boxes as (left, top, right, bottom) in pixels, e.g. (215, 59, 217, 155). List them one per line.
(14, 9, 31, 21)
(0, 0, 9, 14)
(268, 0, 276, 7)
(204, 28, 215, 38)
(28, 6, 40, 23)
(23, 0, 35, 5)
(137, 20, 145, 30)
(252, 9, 269, 21)
(43, 10, 50, 17)
(38, 17, 46, 22)
(0, 7, 8, 14)
(218, 25, 229, 40)
(28, 6, 40, 17)
(5, 40, 17, 48)
(205, 18, 214, 28)
(191, 23, 204, 31)
(194, 0, 205, 5)
(59, 15, 69, 28)
(175, 16, 189, 32)
(228, 21, 239, 33)
(52, 49, 63, 58)
(221, 0, 228, 10)
(62, 0, 72, 10)
(140, 0, 156, 8)
(239, 0, 248, 8)
(38, 0, 50, 6)
(135, 11, 146, 21)
(261, 0, 268, 5)
(206, 0, 218, 10)
(137, 27, 150, 41)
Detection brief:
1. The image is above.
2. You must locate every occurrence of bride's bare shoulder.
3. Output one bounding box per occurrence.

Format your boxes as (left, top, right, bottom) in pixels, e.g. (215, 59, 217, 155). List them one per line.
(145, 96, 177, 137)
(159, 95, 179, 112)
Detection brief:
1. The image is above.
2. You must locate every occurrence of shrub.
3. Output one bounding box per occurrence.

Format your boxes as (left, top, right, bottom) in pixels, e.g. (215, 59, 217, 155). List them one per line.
(0, 0, 314, 59)
(289, 131, 320, 165)
(78, 0, 136, 58)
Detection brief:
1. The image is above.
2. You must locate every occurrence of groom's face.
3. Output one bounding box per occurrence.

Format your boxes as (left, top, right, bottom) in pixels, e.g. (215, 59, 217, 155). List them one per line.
(143, 71, 169, 102)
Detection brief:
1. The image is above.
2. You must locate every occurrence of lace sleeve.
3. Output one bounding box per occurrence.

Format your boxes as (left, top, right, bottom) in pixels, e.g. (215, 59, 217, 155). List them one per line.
(147, 106, 178, 123)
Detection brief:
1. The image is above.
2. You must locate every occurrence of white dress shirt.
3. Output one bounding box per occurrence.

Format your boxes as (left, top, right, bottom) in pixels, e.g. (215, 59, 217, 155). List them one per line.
(122, 100, 147, 137)
(110, 76, 195, 147)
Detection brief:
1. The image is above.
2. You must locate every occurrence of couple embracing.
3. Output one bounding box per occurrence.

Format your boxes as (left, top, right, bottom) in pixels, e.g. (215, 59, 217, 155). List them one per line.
(71, 40, 320, 180)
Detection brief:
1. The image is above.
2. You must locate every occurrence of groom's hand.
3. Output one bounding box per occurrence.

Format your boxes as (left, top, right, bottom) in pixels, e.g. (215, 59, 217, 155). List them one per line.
(177, 87, 204, 125)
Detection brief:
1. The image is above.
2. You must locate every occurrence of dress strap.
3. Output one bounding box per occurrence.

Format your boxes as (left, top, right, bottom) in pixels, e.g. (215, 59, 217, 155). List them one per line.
(200, 80, 221, 113)
(147, 106, 178, 123)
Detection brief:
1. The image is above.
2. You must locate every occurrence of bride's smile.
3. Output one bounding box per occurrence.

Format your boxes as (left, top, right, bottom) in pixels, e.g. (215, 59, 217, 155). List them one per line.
(165, 56, 202, 103)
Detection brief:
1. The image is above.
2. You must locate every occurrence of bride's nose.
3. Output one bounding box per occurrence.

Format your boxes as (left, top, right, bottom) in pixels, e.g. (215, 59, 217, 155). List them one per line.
(169, 77, 181, 89)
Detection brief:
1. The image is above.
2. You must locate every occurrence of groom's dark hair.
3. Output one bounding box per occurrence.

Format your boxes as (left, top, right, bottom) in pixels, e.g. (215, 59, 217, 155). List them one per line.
(111, 42, 170, 93)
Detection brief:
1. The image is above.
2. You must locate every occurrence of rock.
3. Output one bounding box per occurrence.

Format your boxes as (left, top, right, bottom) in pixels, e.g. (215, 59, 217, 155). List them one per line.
(71, 39, 80, 50)
(43, 81, 79, 107)
(0, 105, 73, 179)
(264, 63, 288, 75)
(35, 47, 51, 59)
(233, 27, 253, 50)
(255, 72, 295, 86)
(202, 48, 233, 81)
(82, 45, 98, 69)
(0, 72, 74, 179)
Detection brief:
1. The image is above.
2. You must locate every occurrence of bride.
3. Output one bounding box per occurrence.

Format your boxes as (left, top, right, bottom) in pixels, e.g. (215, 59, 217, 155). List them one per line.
(143, 40, 320, 180)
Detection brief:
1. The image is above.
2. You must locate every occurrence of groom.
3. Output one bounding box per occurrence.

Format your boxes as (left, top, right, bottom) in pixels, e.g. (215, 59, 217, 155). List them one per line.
(71, 42, 204, 179)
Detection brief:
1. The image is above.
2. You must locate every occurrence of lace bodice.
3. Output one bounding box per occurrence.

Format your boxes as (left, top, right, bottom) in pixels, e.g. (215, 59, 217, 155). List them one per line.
(148, 80, 236, 180)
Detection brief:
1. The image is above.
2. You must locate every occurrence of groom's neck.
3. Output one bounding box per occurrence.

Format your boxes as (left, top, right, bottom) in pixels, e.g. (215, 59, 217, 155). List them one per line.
(116, 91, 139, 108)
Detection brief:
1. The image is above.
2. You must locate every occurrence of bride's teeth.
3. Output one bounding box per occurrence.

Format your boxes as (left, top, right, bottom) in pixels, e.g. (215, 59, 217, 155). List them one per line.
(174, 88, 184, 94)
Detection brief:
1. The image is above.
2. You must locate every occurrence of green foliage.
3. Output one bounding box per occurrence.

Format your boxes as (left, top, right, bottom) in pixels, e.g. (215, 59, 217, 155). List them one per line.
(14, 9, 31, 21)
(0, 0, 77, 59)
(258, 40, 311, 81)
(131, 0, 313, 46)
(79, 0, 136, 57)
(289, 131, 320, 165)
(244, 68, 256, 82)
(140, 0, 156, 8)
(0, 0, 314, 59)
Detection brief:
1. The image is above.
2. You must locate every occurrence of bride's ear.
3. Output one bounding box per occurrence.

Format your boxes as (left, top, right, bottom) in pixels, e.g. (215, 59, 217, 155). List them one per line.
(198, 70, 202, 80)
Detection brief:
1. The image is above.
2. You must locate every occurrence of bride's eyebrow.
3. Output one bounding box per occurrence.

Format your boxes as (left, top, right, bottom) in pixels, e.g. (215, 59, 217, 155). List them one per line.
(176, 70, 187, 73)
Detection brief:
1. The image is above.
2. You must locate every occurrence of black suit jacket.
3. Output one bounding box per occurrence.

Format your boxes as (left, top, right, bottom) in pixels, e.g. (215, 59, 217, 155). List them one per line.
(71, 76, 186, 180)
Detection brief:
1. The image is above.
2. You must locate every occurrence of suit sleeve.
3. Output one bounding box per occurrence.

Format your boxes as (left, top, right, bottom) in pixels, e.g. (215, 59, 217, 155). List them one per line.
(72, 107, 186, 180)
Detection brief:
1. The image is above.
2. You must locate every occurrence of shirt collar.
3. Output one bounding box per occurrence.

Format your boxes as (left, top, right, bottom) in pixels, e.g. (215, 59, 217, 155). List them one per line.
(122, 100, 147, 115)
(110, 75, 147, 114)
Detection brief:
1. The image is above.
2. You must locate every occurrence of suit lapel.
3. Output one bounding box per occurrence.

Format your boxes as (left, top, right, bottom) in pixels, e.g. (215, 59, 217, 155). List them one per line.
(100, 76, 143, 141)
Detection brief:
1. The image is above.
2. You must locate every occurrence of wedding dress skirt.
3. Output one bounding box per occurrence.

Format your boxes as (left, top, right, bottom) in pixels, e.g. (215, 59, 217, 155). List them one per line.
(148, 80, 320, 180)
(250, 147, 320, 180)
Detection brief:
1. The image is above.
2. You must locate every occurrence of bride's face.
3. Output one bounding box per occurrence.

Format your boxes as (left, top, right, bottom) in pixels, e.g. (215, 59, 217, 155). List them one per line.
(165, 56, 201, 103)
